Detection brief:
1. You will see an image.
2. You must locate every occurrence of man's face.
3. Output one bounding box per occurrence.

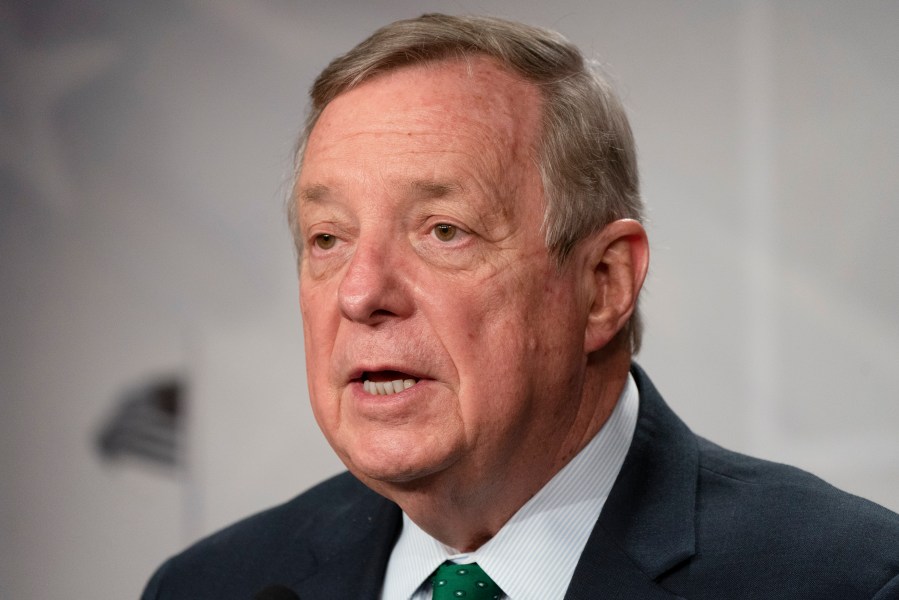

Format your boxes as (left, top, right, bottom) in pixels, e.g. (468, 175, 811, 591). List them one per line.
(295, 57, 593, 498)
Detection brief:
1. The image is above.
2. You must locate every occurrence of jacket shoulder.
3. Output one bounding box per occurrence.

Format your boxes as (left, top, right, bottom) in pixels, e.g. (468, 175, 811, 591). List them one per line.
(697, 435, 899, 529)
(142, 472, 386, 599)
(669, 437, 899, 597)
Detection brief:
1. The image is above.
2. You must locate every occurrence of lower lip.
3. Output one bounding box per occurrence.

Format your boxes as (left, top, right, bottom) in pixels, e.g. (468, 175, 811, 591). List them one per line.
(349, 379, 430, 413)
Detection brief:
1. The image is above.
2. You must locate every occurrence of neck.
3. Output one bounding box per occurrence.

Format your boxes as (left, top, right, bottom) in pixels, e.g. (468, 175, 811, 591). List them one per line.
(375, 354, 632, 552)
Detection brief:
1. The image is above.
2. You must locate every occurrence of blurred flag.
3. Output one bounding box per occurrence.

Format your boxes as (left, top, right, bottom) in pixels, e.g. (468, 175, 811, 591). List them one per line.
(96, 376, 184, 469)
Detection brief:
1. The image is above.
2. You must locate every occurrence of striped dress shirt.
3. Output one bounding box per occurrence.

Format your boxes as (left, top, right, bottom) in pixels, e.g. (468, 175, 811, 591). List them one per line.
(381, 374, 639, 600)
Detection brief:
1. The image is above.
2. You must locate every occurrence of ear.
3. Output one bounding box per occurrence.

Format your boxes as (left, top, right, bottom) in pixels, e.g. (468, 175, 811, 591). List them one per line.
(581, 219, 649, 354)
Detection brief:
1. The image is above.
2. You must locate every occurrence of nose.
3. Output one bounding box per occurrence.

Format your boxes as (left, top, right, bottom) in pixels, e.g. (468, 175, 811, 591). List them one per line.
(338, 235, 413, 325)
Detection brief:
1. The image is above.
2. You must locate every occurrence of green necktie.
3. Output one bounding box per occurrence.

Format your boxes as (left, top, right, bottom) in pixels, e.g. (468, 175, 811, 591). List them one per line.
(431, 561, 503, 599)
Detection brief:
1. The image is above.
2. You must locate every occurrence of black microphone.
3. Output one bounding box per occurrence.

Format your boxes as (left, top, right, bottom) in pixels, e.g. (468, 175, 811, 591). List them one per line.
(253, 584, 301, 600)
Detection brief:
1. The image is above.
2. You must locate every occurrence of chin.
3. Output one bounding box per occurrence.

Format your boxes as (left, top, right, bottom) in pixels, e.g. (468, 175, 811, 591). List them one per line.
(341, 438, 458, 490)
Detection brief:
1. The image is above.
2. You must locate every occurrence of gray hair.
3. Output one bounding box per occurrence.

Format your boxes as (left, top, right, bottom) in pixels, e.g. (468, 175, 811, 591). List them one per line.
(289, 13, 645, 352)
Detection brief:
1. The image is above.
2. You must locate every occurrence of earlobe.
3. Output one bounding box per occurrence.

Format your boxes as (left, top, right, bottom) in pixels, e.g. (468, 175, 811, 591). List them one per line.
(582, 219, 649, 354)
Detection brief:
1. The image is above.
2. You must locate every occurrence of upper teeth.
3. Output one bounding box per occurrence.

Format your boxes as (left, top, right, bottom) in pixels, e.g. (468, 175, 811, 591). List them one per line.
(363, 379, 417, 395)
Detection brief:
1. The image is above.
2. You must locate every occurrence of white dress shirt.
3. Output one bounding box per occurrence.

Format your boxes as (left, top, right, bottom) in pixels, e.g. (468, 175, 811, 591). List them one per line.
(381, 373, 639, 600)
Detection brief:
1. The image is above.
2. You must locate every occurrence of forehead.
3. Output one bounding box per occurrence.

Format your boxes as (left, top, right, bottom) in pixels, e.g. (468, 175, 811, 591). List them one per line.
(299, 56, 544, 194)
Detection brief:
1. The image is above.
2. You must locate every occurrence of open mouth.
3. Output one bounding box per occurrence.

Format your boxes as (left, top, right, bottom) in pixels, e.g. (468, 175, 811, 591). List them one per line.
(360, 370, 420, 396)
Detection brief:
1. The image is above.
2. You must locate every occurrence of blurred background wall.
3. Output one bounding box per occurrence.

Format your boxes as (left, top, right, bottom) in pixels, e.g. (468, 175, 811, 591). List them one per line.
(1, 1, 897, 597)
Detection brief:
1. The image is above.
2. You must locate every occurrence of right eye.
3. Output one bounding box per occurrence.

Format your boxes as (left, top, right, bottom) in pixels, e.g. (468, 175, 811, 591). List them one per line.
(432, 223, 458, 242)
(313, 233, 337, 250)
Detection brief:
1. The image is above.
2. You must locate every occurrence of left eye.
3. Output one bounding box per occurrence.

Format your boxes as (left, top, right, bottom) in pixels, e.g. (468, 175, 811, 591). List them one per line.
(432, 223, 458, 242)
(313, 233, 337, 249)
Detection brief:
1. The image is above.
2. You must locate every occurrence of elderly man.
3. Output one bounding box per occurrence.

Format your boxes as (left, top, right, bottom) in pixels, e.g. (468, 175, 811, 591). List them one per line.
(143, 14, 899, 600)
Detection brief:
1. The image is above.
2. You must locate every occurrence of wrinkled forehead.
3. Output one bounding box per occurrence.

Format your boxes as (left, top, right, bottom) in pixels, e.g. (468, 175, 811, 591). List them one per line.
(301, 55, 545, 173)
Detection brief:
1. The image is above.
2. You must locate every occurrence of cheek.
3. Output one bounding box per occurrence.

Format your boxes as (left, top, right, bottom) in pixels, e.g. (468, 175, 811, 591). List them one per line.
(300, 279, 339, 339)
(300, 284, 340, 404)
(430, 273, 538, 385)
(450, 267, 581, 378)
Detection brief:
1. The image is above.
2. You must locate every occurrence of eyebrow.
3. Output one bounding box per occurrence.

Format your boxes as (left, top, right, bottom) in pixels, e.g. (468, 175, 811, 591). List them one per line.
(297, 184, 330, 204)
(298, 180, 464, 204)
(405, 179, 463, 200)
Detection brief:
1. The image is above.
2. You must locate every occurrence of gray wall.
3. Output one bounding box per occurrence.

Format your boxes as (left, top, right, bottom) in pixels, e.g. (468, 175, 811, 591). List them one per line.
(2, 1, 897, 597)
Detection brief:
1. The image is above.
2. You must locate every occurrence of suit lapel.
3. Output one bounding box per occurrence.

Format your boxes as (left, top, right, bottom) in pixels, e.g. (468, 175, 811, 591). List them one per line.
(292, 486, 402, 600)
(564, 534, 686, 599)
(565, 364, 697, 599)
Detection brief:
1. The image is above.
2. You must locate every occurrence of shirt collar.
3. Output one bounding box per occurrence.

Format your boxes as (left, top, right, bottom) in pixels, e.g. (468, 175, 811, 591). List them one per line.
(382, 374, 640, 599)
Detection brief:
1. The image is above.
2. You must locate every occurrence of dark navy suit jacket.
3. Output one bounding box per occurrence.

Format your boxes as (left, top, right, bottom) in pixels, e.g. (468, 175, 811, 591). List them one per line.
(143, 366, 899, 599)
